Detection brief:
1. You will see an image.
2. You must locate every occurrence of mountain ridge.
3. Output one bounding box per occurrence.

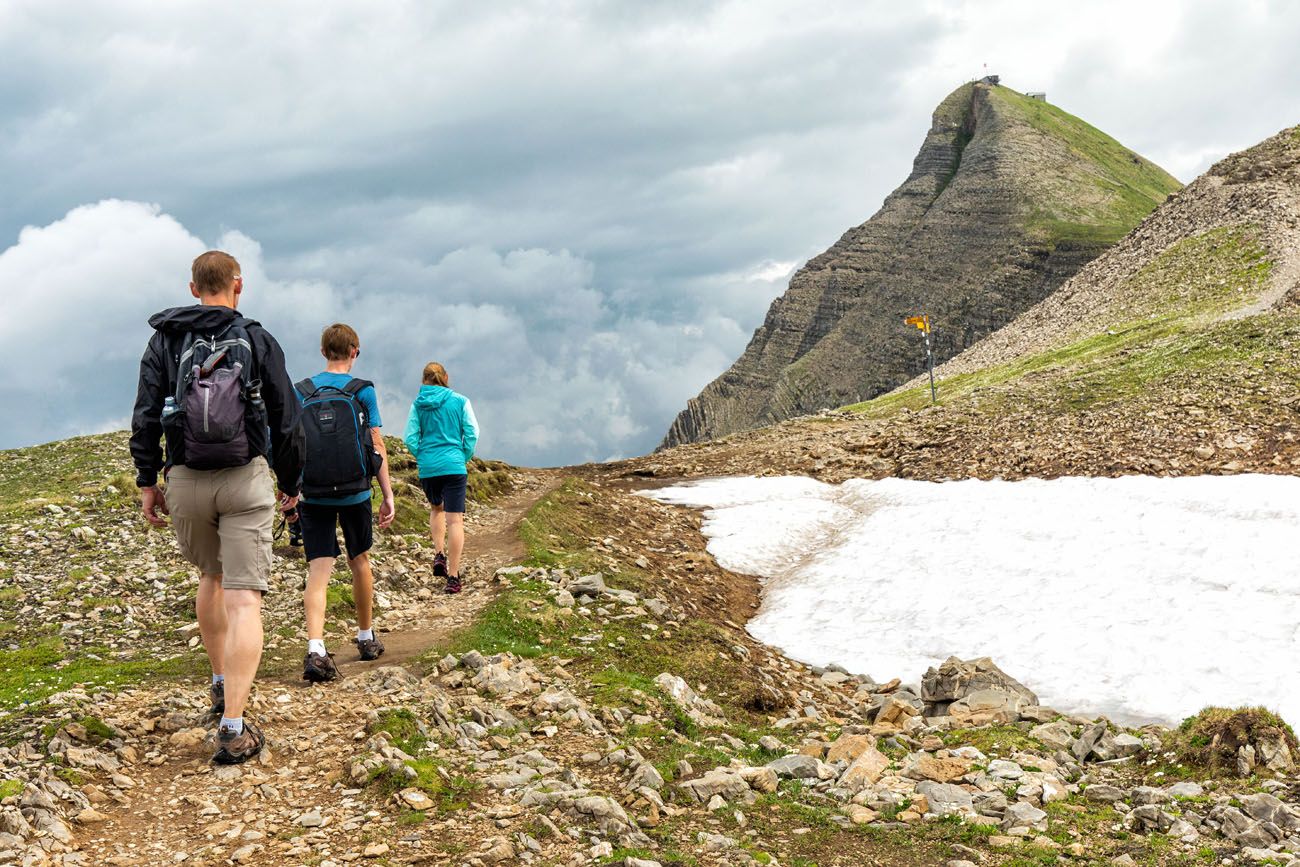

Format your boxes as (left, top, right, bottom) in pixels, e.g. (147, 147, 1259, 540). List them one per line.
(663, 80, 1181, 448)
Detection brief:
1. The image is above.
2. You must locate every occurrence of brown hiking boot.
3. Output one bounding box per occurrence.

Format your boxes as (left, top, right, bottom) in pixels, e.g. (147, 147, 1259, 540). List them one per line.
(302, 651, 339, 683)
(355, 635, 385, 662)
(207, 680, 225, 718)
(212, 719, 265, 765)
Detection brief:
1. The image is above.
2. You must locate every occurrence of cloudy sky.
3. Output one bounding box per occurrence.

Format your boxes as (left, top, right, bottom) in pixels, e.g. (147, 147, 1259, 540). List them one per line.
(3, 0, 1297, 466)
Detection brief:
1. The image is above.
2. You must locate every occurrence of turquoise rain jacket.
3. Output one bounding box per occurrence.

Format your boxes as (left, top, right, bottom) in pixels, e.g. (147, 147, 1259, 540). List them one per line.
(403, 385, 479, 477)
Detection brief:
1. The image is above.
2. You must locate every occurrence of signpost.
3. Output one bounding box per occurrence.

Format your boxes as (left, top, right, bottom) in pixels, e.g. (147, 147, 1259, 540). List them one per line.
(905, 314, 937, 404)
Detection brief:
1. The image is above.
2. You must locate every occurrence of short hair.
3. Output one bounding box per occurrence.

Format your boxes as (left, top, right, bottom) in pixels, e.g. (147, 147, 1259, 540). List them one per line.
(191, 251, 241, 295)
(422, 362, 448, 386)
(321, 323, 360, 361)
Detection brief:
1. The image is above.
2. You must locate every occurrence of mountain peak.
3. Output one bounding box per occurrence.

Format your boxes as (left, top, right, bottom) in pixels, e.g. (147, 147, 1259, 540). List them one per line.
(662, 82, 1180, 448)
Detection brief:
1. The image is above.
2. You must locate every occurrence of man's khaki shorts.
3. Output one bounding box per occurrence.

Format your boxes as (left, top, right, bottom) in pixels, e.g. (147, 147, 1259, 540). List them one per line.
(165, 457, 276, 592)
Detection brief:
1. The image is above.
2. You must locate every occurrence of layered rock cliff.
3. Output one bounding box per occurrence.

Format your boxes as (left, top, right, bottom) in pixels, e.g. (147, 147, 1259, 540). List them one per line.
(663, 81, 1182, 447)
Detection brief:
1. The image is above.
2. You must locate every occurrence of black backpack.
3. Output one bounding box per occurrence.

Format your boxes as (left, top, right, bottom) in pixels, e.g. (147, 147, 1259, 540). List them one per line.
(296, 378, 382, 498)
(164, 323, 267, 470)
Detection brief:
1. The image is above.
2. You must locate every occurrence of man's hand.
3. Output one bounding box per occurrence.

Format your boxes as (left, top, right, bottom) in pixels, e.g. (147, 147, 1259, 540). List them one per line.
(278, 492, 300, 514)
(378, 496, 396, 529)
(141, 485, 169, 527)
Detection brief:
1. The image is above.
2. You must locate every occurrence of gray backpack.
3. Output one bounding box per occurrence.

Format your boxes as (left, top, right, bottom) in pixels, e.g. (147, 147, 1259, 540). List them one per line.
(167, 323, 263, 470)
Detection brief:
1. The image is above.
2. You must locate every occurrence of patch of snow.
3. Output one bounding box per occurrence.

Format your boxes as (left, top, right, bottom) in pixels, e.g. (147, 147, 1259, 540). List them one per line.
(645, 475, 1300, 725)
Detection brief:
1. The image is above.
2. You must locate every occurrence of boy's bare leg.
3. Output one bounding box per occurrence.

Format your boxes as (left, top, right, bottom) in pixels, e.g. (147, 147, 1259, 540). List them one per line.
(349, 552, 374, 633)
(447, 513, 465, 576)
(221, 589, 264, 720)
(304, 557, 335, 641)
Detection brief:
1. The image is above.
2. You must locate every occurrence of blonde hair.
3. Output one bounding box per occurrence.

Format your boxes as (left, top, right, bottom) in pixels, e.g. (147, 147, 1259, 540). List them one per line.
(422, 362, 449, 386)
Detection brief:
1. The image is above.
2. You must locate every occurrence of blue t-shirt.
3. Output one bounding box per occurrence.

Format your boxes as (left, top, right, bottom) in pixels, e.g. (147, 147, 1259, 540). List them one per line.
(297, 372, 383, 506)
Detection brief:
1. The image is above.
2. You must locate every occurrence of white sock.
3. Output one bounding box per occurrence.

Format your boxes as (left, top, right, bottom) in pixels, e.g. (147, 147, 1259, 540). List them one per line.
(212, 674, 224, 685)
(219, 716, 244, 734)
(308, 638, 327, 656)
(357, 629, 374, 641)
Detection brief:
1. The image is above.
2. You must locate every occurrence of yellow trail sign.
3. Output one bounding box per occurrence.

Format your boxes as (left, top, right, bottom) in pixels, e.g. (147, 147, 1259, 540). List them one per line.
(905, 314, 930, 333)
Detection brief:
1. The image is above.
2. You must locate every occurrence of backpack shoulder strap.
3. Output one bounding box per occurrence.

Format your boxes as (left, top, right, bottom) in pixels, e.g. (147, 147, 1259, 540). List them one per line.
(295, 378, 319, 399)
(342, 378, 373, 397)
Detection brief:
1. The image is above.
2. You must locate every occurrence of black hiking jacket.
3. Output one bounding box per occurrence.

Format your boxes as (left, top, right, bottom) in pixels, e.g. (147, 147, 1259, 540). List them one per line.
(129, 304, 304, 495)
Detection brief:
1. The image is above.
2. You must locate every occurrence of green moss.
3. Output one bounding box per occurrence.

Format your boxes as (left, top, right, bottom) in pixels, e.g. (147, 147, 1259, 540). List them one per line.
(0, 779, 23, 799)
(78, 715, 115, 743)
(941, 725, 1046, 757)
(369, 708, 428, 756)
(325, 582, 355, 617)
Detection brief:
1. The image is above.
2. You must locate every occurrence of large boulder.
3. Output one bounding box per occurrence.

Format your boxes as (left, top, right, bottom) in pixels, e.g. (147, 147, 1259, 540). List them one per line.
(921, 657, 1037, 718)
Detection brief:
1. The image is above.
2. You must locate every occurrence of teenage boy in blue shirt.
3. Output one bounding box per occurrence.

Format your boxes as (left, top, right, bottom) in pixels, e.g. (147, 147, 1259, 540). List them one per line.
(296, 324, 395, 682)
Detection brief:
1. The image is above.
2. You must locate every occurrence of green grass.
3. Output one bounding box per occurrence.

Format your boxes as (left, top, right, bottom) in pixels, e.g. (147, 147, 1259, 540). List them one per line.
(0, 637, 203, 734)
(989, 86, 1181, 246)
(325, 581, 355, 616)
(0, 779, 23, 799)
(844, 226, 1275, 421)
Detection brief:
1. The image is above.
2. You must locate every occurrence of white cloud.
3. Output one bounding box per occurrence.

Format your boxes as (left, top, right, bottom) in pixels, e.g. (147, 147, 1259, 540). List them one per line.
(2, 200, 750, 466)
(2, 2, 1297, 461)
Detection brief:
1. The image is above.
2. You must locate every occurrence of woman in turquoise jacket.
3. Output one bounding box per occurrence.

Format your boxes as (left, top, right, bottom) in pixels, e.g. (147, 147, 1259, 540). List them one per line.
(404, 362, 479, 593)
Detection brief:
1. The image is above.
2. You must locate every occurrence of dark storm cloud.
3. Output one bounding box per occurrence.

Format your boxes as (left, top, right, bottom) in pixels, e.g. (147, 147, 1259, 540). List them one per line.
(2, 1, 1296, 464)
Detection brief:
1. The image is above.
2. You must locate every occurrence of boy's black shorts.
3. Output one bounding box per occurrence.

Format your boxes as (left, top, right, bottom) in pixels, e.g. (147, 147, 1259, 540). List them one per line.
(419, 474, 468, 513)
(298, 500, 373, 561)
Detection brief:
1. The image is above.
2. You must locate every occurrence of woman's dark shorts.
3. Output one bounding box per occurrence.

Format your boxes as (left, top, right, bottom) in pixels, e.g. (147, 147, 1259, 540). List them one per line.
(298, 500, 374, 561)
(420, 474, 468, 513)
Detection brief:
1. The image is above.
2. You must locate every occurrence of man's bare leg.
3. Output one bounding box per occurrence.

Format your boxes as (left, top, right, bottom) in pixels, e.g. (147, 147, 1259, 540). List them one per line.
(196, 573, 227, 676)
(349, 553, 374, 633)
(221, 589, 264, 721)
(447, 513, 465, 577)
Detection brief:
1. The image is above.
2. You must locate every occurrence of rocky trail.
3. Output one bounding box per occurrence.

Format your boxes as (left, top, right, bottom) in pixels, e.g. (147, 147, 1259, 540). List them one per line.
(6, 449, 1300, 867)
(68, 470, 562, 866)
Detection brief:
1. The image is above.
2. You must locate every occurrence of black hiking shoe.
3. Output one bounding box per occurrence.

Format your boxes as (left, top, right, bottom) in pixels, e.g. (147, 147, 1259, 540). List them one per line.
(433, 552, 448, 578)
(356, 635, 385, 661)
(302, 651, 339, 683)
(212, 719, 265, 765)
(445, 575, 462, 595)
(207, 680, 225, 718)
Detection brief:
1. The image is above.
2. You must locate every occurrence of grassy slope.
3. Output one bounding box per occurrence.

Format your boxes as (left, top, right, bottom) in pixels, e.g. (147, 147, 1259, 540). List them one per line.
(990, 86, 1183, 247)
(846, 225, 1275, 419)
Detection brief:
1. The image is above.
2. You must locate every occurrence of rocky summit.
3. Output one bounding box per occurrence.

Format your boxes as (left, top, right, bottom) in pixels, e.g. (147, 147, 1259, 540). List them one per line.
(663, 79, 1181, 447)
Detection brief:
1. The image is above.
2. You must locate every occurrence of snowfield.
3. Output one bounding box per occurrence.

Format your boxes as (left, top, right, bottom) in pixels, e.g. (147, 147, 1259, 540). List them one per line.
(645, 475, 1300, 726)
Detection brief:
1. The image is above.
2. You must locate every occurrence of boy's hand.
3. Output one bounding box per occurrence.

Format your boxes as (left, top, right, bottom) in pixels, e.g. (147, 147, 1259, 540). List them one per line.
(378, 496, 396, 529)
(140, 485, 169, 527)
(278, 492, 300, 513)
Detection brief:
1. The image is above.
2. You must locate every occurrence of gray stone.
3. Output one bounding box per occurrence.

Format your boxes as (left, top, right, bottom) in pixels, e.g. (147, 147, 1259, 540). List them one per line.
(1002, 801, 1047, 831)
(1084, 784, 1124, 804)
(916, 781, 973, 816)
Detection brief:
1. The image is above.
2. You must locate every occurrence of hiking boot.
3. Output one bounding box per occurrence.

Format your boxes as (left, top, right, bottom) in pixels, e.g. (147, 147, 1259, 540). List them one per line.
(356, 635, 385, 661)
(445, 575, 462, 594)
(302, 651, 339, 683)
(207, 680, 225, 718)
(212, 719, 265, 765)
(433, 551, 448, 578)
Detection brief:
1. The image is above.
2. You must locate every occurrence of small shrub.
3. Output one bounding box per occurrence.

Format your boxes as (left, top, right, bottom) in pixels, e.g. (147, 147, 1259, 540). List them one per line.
(1175, 706, 1298, 775)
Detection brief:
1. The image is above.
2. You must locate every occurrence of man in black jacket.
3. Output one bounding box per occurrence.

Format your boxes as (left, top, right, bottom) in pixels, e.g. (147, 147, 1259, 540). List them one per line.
(130, 250, 304, 764)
